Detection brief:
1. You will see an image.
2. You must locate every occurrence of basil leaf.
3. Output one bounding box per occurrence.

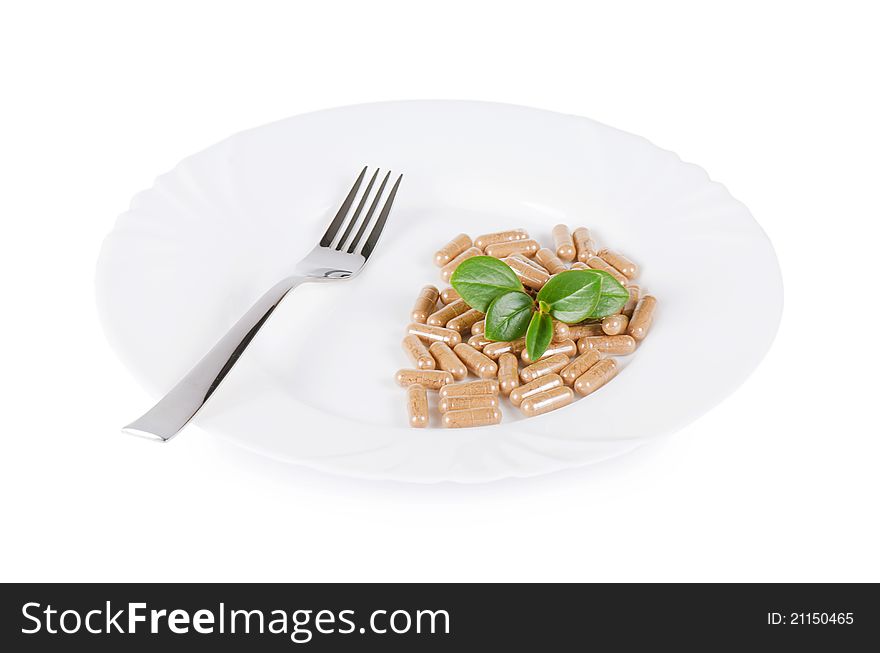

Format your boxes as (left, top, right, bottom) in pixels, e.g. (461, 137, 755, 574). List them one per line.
(525, 310, 553, 362)
(586, 270, 629, 318)
(536, 270, 602, 323)
(450, 256, 523, 312)
(485, 291, 533, 342)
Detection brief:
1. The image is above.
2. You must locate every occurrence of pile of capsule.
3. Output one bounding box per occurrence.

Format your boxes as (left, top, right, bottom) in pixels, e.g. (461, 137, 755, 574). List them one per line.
(395, 226, 657, 428)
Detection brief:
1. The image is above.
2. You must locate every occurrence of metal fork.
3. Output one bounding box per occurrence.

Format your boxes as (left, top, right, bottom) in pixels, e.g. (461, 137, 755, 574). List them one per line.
(123, 167, 402, 441)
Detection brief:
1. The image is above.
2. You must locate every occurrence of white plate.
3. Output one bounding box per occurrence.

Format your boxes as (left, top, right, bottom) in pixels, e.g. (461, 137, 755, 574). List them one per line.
(96, 100, 782, 483)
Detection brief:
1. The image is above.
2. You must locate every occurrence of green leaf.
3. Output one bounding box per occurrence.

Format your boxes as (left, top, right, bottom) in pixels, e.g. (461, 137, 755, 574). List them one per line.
(536, 269, 629, 322)
(525, 310, 553, 361)
(450, 256, 523, 312)
(485, 291, 534, 342)
(587, 270, 630, 318)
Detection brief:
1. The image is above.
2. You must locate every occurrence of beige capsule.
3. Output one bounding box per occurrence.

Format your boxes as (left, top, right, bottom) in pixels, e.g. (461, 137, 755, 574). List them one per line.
(598, 249, 638, 279)
(552, 224, 576, 262)
(454, 343, 499, 379)
(520, 385, 575, 417)
(440, 287, 461, 304)
(552, 320, 571, 341)
(474, 228, 529, 250)
(482, 338, 527, 359)
(395, 369, 454, 390)
(628, 295, 657, 342)
(520, 353, 570, 382)
(471, 319, 486, 336)
(484, 239, 540, 259)
(622, 285, 640, 319)
(570, 261, 589, 270)
(497, 352, 520, 396)
(434, 233, 472, 267)
(511, 253, 550, 273)
(447, 308, 484, 334)
(509, 373, 564, 407)
(440, 246, 482, 283)
(406, 384, 429, 428)
(572, 227, 597, 262)
(428, 298, 470, 327)
(577, 335, 636, 356)
(574, 358, 618, 396)
(504, 255, 549, 289)
(439, 379, 500, 398)
(467, 334, 492, 350)
(428, 341, 468, 381)
(585, 256, 629, 285)
(406, 323, 462, 347)
(410, 285, 440, 324)
(568, 322, 605, 339)
(438, 394, 499, 413)
(520, 338, 577, 364)
(402, 334, 436, 370)
(442, 406, 502, 428)
(601, 314, 629, 336)
(559, 349, 601, 386)
(535, 248, 568, 275)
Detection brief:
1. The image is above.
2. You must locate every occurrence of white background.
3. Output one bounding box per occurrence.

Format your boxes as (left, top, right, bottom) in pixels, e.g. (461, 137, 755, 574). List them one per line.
(1, 1, 877, 582)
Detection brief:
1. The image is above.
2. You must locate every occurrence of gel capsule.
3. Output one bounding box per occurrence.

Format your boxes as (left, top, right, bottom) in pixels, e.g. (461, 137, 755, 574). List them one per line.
(511, 253, 549, 273)
(628, 295, 656, 342)
(471, 319, 486, 336)
(467, 334, 492, 350)
(429, 341, 468, 381)
(568, 323, 605, 339)
(474, 229, 529, 250)
(504, 255, 549, 289)
(601, 314, 629, 336)
(410, 285, 440, 324)
(407, 384, 429, 428)
(440, 287, 461, 304)
(509, 373, 564, 407)
(454, 343, 498, 379)
(520, 339, 577, 364)
(483, 338, 527, 359)
(577, 335, 636, 356)
(535, 248, 568, 275)
(570, 261, 589, 270)
(553, 320, 570, 341)
(622, 285, 640, 319)
(520, 353, 570, 382)
(439, 379, 500, 398)
(407, 323, 462, 347)
(447, 308, 484, 333)
(440, 246, 482, 283)
(574, 358, 618, 396)
(395, 369, 454, 390)
(572, 227, 596, 262)
(484, 239, 540, 259)
(434, 233, 472, 267)
(560, 349, 601, 386)
(402, 334, 436, 370)
(497, 352, 520, 396)
(428, 298, 470, 327)
(598, 249, 638, 279)
(552, 224, 576, 262)
(442, 407, 502, 428)
(586, 256, 628, 285)
(438, 394, 499, 413)
(520, 386, 574, 417)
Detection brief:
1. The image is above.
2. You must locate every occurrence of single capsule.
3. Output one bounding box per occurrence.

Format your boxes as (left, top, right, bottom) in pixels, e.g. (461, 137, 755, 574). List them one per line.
(428, 299, 470, 327)
(572, 227, 596, 262)
(577, 335, 636, 356)
(535, 248, 568, 275)
(520, 339, 577, 364)
(574, 358, 618, 396)
(442, 407, 502, 428)
(622, 285, 640, 318)
(586, 256, 629, 285)
(440, 246, 482, 283)
(440, 287, 461, 304)
(447, 308, 484, 333)
(428, 341, 468, 381)
(520, 386, 575, 417)
(601, 314, 629, 336)
(471, 319, 486, 336)
(628, 295, 657, 342)
(552, 320, 570, 341)
(559, 349, 601, 386)
(503, 255, 549, 289)
(570, 261, 589, 270)
(598, 249, 638, 279)
(406, 323, 462, 347)
(395, 369, 454, 390)
(484, 239, 540, 259)
(410, 285, 440, 324)
(474, 228, 529, 250)
(439, 379, 500, 398)
(568, 323, 605, 339)
(520, 353, 570, 382)
(402, 334, 436, 370)
(482, 338, 527, 359)
(497, 352, 520, 396)
(406, 384, 429, 428)
(552, 224, 576, 261)
(467, 334, 493, 350)
(509, 373, 564, 407)
(454, 343, 499, 379)
(438, 394, 499, 413)
(511, 253, 550, 273)
(434, 233, 472, 267)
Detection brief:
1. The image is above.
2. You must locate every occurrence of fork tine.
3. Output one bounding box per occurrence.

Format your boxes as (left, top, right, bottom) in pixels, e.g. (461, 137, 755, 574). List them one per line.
(319, 166, 367, 247)
(358, 173, 402, 259)
(347, 171, 390, 253)
(334, 168, 378, 250)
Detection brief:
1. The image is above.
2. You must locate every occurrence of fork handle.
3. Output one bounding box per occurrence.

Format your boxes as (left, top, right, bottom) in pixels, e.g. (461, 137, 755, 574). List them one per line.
(123, 276, 306, 441)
